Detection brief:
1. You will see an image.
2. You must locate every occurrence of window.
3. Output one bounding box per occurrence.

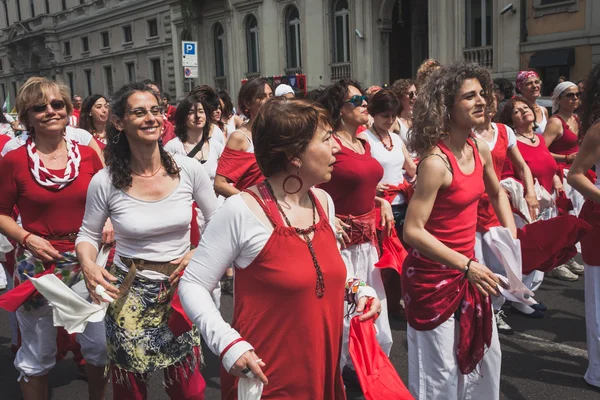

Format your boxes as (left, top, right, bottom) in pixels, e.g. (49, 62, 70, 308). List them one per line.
(122, 25, 132, 43)
(66, 72, 74, 97)
(214, 23, 225, 77)
(103, 66, 114, 96)
(333, 0, 350, 63)
(45, 0, 49, 14)
(63, 41, 71, 56)
(150, 58, 162, 89)
(84, 69, 92, 96)
(465, 0, 492, 48)
(285, 6, 301, 69)
(147, 18, 158, 38)
(3, 1, 9, 26)
(125, 62, 136, 82)
(11, 82, 17, 103)
(81, 36, 89, 53)
(16, 0, 22, 21)
(246, 15, 260, 73)
(101, 31, 110, 47)
(533, 0, 578, 16)
(62, 0, 67, 10)
(0, 59, 3, 71)
(30, 0, 34, 18)
(1, 84, 5, 108)
(80, 0, 85, 4)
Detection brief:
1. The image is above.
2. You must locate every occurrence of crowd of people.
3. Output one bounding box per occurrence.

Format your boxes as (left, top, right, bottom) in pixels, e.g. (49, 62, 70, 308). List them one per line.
(0, 58, 598, 400)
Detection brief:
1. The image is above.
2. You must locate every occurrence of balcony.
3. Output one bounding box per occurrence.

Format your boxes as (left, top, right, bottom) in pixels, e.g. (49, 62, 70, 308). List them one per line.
(463, 46, 493, 69)
(284, 67, 303, 76)
(214, 76, 228, 91)
(331, 62, 351, 81)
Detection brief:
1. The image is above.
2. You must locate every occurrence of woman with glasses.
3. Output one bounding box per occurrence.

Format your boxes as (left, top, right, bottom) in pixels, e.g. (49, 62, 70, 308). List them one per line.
(515, 71, 548, 134)
(390, 79, 417, 149)
(78, 95, 110, 149)
(76, 82, 220, 399)
(0, 77, 108, 400)
(317, 79, 394, 369)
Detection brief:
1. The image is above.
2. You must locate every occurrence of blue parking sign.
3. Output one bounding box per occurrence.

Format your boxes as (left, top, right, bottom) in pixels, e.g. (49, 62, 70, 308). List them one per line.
(182, 41, 198, 67)
(184, 43, 195, 55)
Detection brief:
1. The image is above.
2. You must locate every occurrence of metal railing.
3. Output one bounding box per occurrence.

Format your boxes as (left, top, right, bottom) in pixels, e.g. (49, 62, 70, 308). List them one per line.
(214, 76, 228, 91)
(330, 62, 351, 81)
(284, 67, 303, 76)
(463, 46, 493, 69)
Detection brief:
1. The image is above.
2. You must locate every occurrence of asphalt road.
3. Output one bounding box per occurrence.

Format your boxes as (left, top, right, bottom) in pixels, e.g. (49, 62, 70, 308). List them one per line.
(1, 267, 600, 399)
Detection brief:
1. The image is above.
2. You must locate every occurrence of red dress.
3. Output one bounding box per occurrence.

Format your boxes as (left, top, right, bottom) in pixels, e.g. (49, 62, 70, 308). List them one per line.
(503, 139, 558, 194)
(220, 184, 347, 399)
(548, 115, 579, 169)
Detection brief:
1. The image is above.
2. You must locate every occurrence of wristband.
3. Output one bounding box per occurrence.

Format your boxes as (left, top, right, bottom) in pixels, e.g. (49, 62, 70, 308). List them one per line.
(220, 338, 245, 361)
(21, 232, 32, 247)
(464, 259, 473, 276)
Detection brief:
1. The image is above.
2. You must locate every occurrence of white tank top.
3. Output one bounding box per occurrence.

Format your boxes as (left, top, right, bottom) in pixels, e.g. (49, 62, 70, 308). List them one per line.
(534, 105, 547, 135)
(225, 118, 236, 138)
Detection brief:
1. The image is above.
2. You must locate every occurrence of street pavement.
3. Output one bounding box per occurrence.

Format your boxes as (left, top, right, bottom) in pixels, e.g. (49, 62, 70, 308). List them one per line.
(2, 266, 600, 399)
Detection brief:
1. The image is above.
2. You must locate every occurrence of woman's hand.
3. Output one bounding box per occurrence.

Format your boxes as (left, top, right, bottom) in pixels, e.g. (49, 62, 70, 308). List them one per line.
(169, 249, 196, 285)
(466, 261, 501, 297)
(24, 234, 63, 262)
(553, 179, 564, 194)
(566, 153, 577, 165)
(525, 193, 540, 221)
(356, 296, 382, 322)
(334, 217, 351, 249)
(376, 183, 390, 196)
(81, 262, 118, 304)
(102, 219, 115, 244)
(230, 350, 268, 385)
(379, 199, 394, 236)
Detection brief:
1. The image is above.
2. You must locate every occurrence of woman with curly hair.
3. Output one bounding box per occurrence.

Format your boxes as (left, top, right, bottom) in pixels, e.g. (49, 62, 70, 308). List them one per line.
(390, 79, 418, 147)
(402, 61, 516, 399)
(76, 82, 220, 399)
(78, 94, 110, 148)
(515, 71, 549, 134)
(567, 63, 600, 388)
(316, 79, 394, 369)
(415, 58, 441, 89)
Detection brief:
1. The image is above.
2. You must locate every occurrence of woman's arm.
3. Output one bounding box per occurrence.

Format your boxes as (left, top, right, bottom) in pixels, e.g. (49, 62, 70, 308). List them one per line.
(401, 142, 417, 177)
(506, 146, 539, 220)
(214, 174, 240, 198)
(214, 131, 251, 198)
(567, 124, 600, 203)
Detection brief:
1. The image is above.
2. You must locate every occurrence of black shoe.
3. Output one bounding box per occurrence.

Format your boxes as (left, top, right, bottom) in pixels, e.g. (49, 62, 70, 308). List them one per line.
(221, 276, 233, 295)
(531, 302, 547, 312)
(511, 306, 544, 318)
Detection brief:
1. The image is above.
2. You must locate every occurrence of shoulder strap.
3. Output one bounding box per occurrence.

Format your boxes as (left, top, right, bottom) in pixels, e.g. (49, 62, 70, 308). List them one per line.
(243, 187, 282, 228)
(417, 152, 452, 175)
(257, 183, 285, 226)
(310, 189, 329, 223)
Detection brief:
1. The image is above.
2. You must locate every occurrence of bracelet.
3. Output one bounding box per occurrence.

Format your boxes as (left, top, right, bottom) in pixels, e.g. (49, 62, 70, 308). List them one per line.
(464, 259, 473, 277)
(220, 338, 245, 361)
(21, 232, 32, 247)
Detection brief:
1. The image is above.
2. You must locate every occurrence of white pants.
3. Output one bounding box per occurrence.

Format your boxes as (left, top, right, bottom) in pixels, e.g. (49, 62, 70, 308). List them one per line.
(585, 263, 600, 387)
(339, 242, 393, 368)
(15, 302, 107, 377)
(407, 309, 501, 400)
(475, 233, 506, 311)
(563, 168, 585, 217)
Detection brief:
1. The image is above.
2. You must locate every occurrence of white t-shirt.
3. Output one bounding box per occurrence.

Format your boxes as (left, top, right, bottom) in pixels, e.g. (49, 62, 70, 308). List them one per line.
(76, 154, 220, 278)
(1, 126, 93, 156)
(211, 125, 225, 147)
(363, 128, 406, 205)
(164, 137, 225, 185)
(178, 190, 376, 373)
(475, 123, 517, 152)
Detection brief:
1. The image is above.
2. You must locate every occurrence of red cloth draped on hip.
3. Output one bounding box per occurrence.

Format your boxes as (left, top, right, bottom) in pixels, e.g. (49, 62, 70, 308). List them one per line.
(219, 184, 348, 399)
(580, 200, 600, 265)
(216, 147, 264, 191)
(517, 215, 591, 274)
(401, 252, 492, 375)
(337, 209, 378, 251)
(374, 183, 412, 273)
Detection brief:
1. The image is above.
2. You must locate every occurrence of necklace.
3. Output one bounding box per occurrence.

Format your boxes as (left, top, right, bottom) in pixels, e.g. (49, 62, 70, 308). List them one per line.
(516, 131, 537, 144)
(372, 126, 394, 151)
(131, 164, 163, 178)
(263, 180, 325, 298)
(335, 132, 364, 154)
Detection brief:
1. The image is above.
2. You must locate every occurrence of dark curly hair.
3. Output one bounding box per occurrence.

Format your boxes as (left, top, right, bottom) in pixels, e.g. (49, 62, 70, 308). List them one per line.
(579, 63, 600, 141)
(493, 78, 514, 101)
(409, 61, 494, 155)
(390, 79, 415, 114)
(78, 94, 108, 134)
(174, 95, 212, 145)
(315, 79, 363, 131)
(497, 96, 538, 131)
(253, 97, 333, 177)
(105, 82, 179, 189)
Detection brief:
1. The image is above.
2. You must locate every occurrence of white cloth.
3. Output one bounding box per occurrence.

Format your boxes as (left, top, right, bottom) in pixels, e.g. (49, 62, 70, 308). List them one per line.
(76, 154, 220, 280)
(225, 118, 237, 138)
(0, 122, 14, 137)
(551, 81, 577, 114)
(238, 378, 264, 400)
(584, 263, 600, 388)
(163, 136, 225, 185)
(534, 106, 548, 135)
(179, 191, 376, 373)
(1, 125, 93, 156)
(339, 242, 392, 368)
(475, 123, 516, 152)
(363, 128, 406, 205)
(501, 178, 555, 224)
(0, 233, 13, 262)
(211, 125, 226, 147)
(4, 113, 15, 122)
(562, 168, 585, 217)
(407, 304, 501, 400)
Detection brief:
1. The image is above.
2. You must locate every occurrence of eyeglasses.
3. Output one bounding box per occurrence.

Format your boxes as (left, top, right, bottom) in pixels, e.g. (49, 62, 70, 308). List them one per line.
(407, 91, 417, 99)
(345, 95, 368, 107)
(31, 100, 66, 113)
(127, 106, 163, 118)
(563, 92, 581, 100)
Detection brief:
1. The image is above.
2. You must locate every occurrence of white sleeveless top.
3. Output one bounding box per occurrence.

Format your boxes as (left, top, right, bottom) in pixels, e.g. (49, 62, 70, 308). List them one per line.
(534, 105, 548, 134)
(363, 128, 406, 205)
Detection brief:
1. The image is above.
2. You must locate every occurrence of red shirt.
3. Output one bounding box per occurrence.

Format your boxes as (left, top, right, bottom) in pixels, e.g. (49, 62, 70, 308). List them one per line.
(0, 145, 103, 238)
(503, 139, 558, 194)
(319, 137, 383, 216)
(548, 115, 579, 157)
(161, 119, 176, 145)
(166, 105, 177, 124)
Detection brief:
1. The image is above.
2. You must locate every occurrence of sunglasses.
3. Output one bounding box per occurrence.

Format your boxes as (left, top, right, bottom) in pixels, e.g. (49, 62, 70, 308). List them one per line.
(127, 106, 163, 118)
(31, 100, 66, 113)
(407, 91, 417, 99)
(563, 92, 581, 100)
(345, 95, 368, 107)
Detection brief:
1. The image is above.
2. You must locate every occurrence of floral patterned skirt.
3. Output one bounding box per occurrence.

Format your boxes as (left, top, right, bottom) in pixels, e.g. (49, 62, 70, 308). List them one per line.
(106, 265, 201, 378)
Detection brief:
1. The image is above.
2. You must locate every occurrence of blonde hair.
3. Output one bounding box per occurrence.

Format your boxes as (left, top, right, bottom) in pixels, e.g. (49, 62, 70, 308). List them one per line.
(16, 77, 73, 131)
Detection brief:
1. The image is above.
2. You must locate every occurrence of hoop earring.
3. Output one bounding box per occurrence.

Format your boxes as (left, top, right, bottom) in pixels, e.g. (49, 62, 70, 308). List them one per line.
(112, 130, 122, 144)
(283, 166, 303, 195)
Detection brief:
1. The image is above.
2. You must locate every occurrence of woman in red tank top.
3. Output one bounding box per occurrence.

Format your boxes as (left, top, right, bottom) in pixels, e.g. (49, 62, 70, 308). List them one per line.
(401, 62, 516, 400)
(543, 81, 581, 167)
(179, 98, 383, 399)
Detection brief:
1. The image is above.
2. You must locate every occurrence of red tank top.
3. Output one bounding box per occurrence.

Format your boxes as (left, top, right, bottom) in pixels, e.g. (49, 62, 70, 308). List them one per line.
(221, 185, 347, 399)
(548, 115, 579, 156)
(319, 136, 384, 216)
(503, 139, 558, 194)
(490, 123, 509, 180)
(424, 139, 485, 258)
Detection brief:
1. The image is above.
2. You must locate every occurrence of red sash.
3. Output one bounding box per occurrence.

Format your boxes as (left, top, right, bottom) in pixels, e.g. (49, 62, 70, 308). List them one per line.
(401, 252, 492, 375)
(216, 147, 264, 191)
(337, 209, 378, 250)
(580, 200, 600, 265)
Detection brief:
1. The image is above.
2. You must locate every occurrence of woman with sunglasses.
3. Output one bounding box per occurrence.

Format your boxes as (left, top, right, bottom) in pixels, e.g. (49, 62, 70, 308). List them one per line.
(390, 79, 417, 148)
(0, 77, 108, 400)
(515, 71, 548, 134)
(317, 80, 394, 369)
(78, 95, 110, 149)
(76, 82, 220, 399)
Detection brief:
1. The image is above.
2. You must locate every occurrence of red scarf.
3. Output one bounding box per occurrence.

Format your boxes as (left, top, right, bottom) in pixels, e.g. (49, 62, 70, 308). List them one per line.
(401, 251, 492, 374)
(26, 137, 81, 191)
